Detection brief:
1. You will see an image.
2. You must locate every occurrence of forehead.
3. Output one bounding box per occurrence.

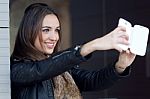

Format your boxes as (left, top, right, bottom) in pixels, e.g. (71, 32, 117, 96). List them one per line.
(42, 14, 60, 27)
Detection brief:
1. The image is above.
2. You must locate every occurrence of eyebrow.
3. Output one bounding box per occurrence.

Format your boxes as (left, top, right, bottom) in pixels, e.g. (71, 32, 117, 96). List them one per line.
(42, 26, 50, 28)
(42, 26, 60, 29)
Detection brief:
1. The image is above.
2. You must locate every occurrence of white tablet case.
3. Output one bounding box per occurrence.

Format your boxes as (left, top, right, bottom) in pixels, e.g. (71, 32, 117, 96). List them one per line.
(118, 18, 149, 56)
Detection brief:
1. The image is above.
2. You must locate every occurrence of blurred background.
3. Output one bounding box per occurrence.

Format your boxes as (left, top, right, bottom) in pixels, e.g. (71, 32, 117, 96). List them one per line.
(10, 0, 150, 99)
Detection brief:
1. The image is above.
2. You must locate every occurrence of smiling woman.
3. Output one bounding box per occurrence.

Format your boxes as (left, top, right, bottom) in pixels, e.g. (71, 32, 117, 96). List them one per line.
(10, 3, 136, 99)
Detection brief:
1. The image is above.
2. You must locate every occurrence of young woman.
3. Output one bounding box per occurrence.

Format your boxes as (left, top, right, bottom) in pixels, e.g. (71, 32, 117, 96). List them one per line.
(11, 3, 136, 99)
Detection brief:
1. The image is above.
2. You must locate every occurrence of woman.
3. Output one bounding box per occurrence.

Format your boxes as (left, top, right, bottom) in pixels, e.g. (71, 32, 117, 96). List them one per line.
(11, 3, 136, 99)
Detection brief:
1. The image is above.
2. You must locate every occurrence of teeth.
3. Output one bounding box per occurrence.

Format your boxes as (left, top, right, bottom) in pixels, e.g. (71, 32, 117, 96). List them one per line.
(47, 43, 54, 46)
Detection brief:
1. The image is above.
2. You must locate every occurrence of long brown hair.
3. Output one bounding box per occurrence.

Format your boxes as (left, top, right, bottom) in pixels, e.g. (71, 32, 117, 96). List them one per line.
(11, 3, 61, 61)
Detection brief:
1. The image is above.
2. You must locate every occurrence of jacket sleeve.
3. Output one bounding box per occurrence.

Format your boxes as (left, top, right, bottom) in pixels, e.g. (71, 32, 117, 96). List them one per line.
(71, 63, 131, 92)
(11, 46, 87, 86)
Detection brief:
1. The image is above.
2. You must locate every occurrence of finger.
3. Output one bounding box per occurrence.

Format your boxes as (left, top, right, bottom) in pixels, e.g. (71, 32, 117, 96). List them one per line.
(118, 38, 129, 45)
(117, 26, 126, 32)
(125, 50, 136, 58)
(130, 52, 136, 57)
(126, 49, 135, 55)
(125, 49, 130, 54)
(118, 31, 129, 39)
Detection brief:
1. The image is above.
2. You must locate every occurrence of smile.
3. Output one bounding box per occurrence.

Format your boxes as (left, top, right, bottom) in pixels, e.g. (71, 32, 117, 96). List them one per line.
(45, 42, 55, 49)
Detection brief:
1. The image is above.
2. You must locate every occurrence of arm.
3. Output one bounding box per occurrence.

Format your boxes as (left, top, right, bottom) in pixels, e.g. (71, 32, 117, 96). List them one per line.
(80, 26, 136, 74)
(71, 64, 130, 92)
(71, 26, 135, 91)
(11, 47, 87, 85)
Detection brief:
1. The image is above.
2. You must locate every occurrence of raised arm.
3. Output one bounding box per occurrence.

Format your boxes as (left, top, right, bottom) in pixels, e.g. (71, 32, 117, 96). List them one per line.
(80, 26, 136, 74)
(11, 47, 87, 86)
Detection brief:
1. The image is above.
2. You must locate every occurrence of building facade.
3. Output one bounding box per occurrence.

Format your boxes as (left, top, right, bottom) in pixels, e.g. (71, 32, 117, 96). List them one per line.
(0, 0, 11, 99)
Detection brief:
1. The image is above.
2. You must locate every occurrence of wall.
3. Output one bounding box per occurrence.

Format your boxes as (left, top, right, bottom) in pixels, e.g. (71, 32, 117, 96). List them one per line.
(0, 0, 10, 99)
(70, 0, 150, 98)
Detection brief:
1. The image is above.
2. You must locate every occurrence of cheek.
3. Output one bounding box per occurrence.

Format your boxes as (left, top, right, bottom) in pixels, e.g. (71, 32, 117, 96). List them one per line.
(57, 33, 60, 41)
(41, 33, 47, 40)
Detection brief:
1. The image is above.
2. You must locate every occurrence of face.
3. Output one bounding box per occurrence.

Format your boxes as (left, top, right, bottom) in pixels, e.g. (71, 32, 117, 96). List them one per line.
(34, 14, 60, 55)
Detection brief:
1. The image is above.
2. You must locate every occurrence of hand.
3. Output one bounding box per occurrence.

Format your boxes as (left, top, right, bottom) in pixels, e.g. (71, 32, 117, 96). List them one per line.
(99, 26, 129, 52)
(115, 50, 136, 73)
(80, 26, 129, 56)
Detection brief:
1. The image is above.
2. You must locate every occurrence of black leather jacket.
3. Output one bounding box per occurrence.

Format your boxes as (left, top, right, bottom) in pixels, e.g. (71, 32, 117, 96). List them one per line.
(11, 46, 130, 99)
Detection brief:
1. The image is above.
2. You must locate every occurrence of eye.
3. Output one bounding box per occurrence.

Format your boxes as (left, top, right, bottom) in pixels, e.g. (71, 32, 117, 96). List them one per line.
(42, 28, 50, 33)
(55, 29, 60, 33)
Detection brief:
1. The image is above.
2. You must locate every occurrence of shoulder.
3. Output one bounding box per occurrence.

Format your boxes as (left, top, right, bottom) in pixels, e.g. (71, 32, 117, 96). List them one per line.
(10, 56, 33, 66)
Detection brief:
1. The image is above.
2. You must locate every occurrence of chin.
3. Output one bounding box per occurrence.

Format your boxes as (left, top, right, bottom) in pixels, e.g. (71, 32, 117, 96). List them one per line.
(46, 50, 54, 54)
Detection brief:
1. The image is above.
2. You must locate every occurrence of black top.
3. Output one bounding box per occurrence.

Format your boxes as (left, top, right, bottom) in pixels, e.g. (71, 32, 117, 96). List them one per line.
(11, 46, 130, 99)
